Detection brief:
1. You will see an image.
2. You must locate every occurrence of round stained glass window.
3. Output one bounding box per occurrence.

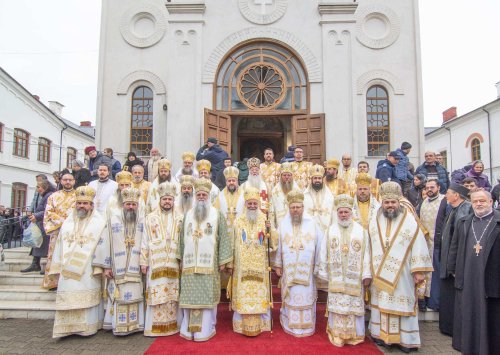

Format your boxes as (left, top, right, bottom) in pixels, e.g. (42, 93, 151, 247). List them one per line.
(237, 63, 286, 110)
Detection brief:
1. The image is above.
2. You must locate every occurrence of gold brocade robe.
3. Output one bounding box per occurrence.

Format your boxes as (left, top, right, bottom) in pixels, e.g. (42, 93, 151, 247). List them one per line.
(229, 212, 277, 336)
(291, 161, 312, 191)
(260, 162, 280, 195)
(43, 190, 77, 234)
(132, 180, 151, 204)
(324, 177, 347, 196)
(338, 167, 357, 188)
(352, 196, 380, 230)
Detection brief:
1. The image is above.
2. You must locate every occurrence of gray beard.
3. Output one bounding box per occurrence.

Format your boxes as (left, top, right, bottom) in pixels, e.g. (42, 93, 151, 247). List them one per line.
(475, 208, 493, 218)
(151, 155, 160, 162)
(246, 209, 259, 224)
(281, 181, 293, 194)
(76, 209, 88, 219)
(181, 194, 193, 212)
(116, 189, 124, 205)
(124, 210, 137, 223)
(338, 219, 352, 228)
(194, 200, 209, 223)
(182, 167, 193, 175)
(291, 214, 302, 226)
(248, 174, 262, 189)
(227, 185, 237, 193)
(382, 206, 404, 220)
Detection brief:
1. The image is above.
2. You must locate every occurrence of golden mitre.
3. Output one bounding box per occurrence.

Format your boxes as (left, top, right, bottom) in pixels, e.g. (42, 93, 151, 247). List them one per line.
(244, 186, 260, 202)
(223, 166, 239, 179)
(182, 151, 195, 163)
(335, 194, 354, 209)
(158, 182, 177, 198)
(325, 159, 340, 169)
(116, 171, 133, 185)
(180, 175, 195, 188)
(247, 157, 261, 169)
(355, 173, 372, 187)
(309, 164, 325, 178)
(379, 181, 403, 201)
(121, 187, 141, 204)
(75, 186, 96, 203)
(280, 162, 293, 174)
(287, 189, 304, 205)
(194, 178, 212, 193)
(158, 158, 171, 171)
(196, 159, 211, 172)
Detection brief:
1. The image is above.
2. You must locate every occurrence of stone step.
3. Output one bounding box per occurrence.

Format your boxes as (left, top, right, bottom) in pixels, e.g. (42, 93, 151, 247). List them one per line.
(0, 300, 55, 319)
(419, 309, 439, 322)
(0, 258, 33, 271)
(3, 247, 32, 262)
(0, 270, 44, 286)
(0, 285, 56, 302)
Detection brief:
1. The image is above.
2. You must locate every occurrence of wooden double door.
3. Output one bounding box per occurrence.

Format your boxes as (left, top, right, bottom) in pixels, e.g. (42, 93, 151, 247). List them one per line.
(204, 109, 325, 164)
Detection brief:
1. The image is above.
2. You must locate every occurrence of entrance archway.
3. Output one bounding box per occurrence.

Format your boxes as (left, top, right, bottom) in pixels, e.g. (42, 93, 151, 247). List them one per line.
(205, 40, 325, 164)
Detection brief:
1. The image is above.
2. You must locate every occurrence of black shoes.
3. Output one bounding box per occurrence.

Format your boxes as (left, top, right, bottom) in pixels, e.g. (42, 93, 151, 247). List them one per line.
(20, 257, 41, 273)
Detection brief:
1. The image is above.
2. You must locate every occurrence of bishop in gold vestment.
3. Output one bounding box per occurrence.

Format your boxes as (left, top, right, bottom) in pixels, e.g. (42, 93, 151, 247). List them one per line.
(352, 173, 380, 230)
(228, 187, 277, 336)
(324, 159, 347, 196)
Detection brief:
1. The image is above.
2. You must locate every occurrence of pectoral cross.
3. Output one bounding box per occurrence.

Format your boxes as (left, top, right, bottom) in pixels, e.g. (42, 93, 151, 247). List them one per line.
(151, 289, 158, 297)
(193, 229, 203, 240)
(255, 0, 273, 15)
(125, 238, 135, 248)
(474, 242, 482, 256)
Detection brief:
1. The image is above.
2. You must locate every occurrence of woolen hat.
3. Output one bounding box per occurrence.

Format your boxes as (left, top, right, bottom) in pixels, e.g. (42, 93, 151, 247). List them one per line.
(84, 146, 96, 155)
(401, 142, 412, 150)
(207, 137, 218, 144)
(448, 182, 469, 199)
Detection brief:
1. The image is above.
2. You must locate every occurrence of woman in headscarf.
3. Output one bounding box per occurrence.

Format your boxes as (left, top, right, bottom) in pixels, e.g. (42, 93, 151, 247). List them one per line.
(465, 160, 492, 191)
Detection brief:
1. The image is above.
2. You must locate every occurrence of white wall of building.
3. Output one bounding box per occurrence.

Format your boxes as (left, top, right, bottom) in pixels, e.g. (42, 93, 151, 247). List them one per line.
(97, 0, 424, 174)
(0, 69, 94, 209)
(425, 99, 500, 183)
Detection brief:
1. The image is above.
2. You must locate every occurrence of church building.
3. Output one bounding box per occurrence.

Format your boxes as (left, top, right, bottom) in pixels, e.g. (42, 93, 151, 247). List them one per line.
(96, 0, 424, 171)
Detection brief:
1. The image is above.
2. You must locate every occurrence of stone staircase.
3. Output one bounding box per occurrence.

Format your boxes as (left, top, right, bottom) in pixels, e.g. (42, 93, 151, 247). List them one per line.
(0, 247, 56, 319)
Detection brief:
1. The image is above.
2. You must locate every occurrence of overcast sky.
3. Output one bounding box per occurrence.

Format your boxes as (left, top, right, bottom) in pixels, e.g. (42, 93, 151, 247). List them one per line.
(1, 0, 499, 128)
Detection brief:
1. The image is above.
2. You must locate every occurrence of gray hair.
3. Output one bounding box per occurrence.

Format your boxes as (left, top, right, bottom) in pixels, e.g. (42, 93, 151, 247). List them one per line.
(72, 159, 85, 167)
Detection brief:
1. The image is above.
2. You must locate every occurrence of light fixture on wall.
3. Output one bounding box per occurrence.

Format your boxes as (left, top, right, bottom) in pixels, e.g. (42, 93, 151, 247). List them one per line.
(163, 104, 168, 111)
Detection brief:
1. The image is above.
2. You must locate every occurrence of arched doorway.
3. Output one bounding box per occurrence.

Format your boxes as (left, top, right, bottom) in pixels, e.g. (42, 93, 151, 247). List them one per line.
(205, 40, 325, 163)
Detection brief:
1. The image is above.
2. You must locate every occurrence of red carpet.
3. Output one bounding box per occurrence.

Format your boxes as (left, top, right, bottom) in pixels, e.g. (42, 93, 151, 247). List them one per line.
(145, 301, 381, 355)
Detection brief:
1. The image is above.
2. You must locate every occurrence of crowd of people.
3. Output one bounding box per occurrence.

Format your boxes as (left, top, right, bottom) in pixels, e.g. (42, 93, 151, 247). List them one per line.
(1, 138, 499, 354)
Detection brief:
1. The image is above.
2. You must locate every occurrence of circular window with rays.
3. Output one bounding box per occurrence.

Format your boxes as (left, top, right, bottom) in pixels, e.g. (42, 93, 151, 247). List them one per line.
(237, 63, 286, 110)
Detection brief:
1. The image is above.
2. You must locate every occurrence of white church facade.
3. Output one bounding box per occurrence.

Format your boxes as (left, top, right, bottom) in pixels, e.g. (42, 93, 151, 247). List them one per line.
(96, 0, 424, 172)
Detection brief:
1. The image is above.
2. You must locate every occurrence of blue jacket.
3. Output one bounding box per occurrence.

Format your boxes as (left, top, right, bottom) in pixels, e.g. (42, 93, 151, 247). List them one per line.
(88, 152, 113, 181)
(415, 162, 449, 194)
(196, 144, 229, 181)
(395, 148, 413, 182)
(376, 159, 399, 183)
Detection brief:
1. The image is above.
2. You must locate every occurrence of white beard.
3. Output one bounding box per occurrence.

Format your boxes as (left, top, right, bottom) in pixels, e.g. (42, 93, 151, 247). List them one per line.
(338, 219, 352, 228)
(246, 209, 259, 224)
(194, 200, 209, 223)
(247, 174, 262, 189)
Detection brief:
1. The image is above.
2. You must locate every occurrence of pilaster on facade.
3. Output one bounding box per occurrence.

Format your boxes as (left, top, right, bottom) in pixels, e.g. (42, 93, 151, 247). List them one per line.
(318, 1, 358, 24)
(166, 1, 206, 23)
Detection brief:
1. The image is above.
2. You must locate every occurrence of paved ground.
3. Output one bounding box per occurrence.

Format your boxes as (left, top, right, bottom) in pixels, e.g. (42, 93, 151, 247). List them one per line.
(0, 319, 458, 354)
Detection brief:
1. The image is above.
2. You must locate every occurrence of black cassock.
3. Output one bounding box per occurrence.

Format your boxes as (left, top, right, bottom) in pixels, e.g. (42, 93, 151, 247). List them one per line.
(449, 211, 500, 355)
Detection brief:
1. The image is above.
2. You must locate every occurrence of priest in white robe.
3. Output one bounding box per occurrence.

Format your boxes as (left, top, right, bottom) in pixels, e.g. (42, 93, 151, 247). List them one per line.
(214, 166, 245, 229)
(50, 186, 106, 338)
(304, 164, 335, 232)
(196, 159, 220, 204)
(316, 194, 371, 347)
(368, 182, 433, 351)
(269, 162, 299, 229)
(273, 189, 323, 337)
(141, 182, 183, 336)
(146, 158, 180, 213)
(88, 163, 118, 215)
(96, 187, 145, 336)
(176, 175, 195, 215)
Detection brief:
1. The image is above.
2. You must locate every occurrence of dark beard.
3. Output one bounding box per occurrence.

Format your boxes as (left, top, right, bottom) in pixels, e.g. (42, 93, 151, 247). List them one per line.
(227, 185, 237, 193)
(76, 209, 88, 219)
(124, 210, 137, 223)
(158, 175, 170, 183)
(312, 182, 323, 191)
(382, 206, 404, 220)
(291, 214, 302, 225)
(181, 194, 193, 212)
(182, 167, 193, 175)
(325, 173, 335, 182)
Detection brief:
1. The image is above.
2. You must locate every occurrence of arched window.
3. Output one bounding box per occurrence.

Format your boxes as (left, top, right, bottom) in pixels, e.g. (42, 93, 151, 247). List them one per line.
(11, 182, 27, 210)
(215, 41, 308, 111)
(38, 137, 51, 163)
(67, 147, 77, 168)
(13, 128, 30, 158)
(366, 85, 390, 157)
(471, 138, 481, 161)
(131, 86, 153, 156)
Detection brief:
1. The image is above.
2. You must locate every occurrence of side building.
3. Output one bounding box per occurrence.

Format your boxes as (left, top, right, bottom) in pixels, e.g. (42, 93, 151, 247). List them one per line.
(0, 67, 95, 211)
(425, 82, 500, 183)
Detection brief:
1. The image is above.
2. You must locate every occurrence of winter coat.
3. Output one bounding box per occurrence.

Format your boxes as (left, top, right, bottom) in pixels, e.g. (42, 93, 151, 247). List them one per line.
(280, 146, 296, 163)
(465, 169, 492, 191)
(108, 156, 122, 179)
(88, 152, 113, 181)
(196, 144, 229, 182)
(237, 160, 249, 185)
(123, 158, 144, 172)
(408, 184, 426, 209)
(73, 168, 91, 188)
(375, 159, 399, 184)
(415, 162, 449, 194)
(31, 187, 55, 257)
(395, 148, 413, 182)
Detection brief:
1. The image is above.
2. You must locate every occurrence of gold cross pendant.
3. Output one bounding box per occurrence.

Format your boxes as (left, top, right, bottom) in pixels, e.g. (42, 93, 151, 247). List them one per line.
(473, 242, 482, 256)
